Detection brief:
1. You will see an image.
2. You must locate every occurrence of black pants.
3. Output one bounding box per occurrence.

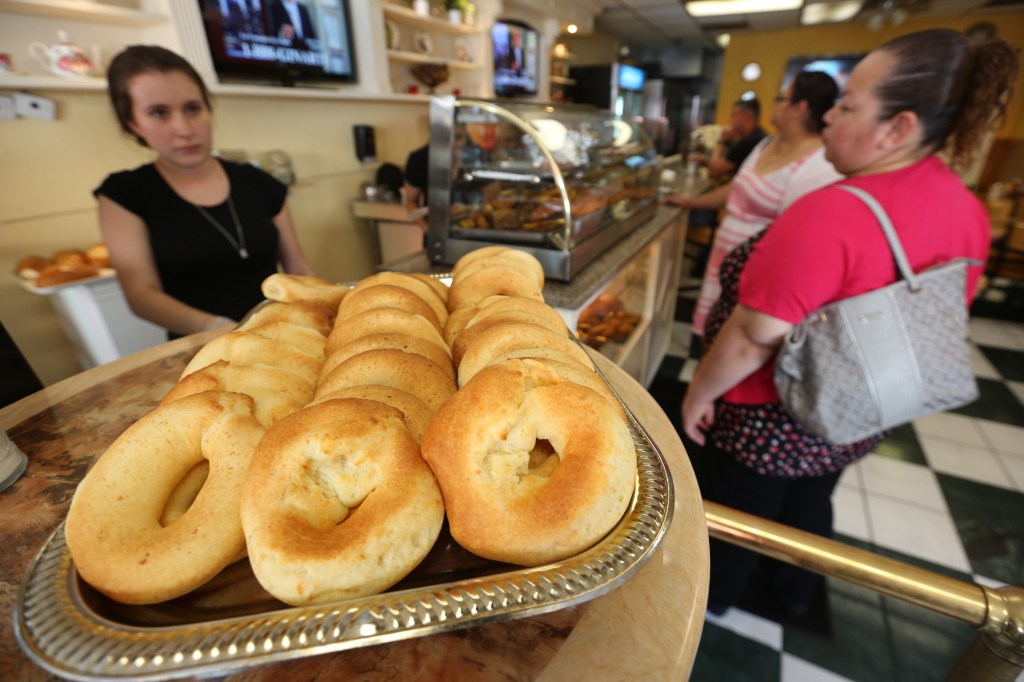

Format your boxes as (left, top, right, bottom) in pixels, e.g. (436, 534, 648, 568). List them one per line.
(705, 451, 842, 611)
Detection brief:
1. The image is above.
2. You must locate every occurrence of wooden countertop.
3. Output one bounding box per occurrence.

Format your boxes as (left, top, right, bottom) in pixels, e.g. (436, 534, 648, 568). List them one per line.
(0, 330, 708, 681)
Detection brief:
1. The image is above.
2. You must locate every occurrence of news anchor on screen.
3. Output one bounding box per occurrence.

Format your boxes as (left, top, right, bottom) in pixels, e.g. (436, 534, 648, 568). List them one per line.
(270, 0, 317, 47)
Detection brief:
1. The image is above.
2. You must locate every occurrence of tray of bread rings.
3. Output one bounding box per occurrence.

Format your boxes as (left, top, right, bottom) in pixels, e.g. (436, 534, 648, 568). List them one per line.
(14, 383, 672, 681)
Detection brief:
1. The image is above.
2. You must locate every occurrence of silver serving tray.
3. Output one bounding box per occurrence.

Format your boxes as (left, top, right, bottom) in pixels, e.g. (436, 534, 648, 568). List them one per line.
(15, 339, 674, 682)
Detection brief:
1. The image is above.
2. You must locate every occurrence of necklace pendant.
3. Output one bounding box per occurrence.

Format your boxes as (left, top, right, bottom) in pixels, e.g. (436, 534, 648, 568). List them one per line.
(239, 248, 249, 260)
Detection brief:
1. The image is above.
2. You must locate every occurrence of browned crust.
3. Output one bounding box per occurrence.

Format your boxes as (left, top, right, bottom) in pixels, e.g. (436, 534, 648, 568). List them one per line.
(315, 348, 456, 414)
(238, 301, 335, 337)
(320, 332, 454, 384)
(337, 285, 443, 334)
(447, 266, 543, 312)
(456, 321, 593, 387)
(352, 273, 449, 325)
(324, 307, 446, 357)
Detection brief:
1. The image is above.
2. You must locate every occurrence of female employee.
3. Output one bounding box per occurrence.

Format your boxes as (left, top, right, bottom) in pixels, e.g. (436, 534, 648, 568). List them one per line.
(667, 71, 843, 336)
(683, 29, 1018, 616)
(95, 45, 315, 337)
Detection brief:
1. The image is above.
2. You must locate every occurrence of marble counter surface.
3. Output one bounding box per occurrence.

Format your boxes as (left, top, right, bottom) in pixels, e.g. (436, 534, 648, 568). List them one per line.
(383, 204, 686, 311)
(0, 331, 708, 681)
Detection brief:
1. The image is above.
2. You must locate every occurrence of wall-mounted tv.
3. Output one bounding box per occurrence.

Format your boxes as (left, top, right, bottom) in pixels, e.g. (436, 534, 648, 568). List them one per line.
(198, 0, 356, 86)
(492, 19, 538, 97)
(617, 64, 645, 92)
(780, 52, 864, 93)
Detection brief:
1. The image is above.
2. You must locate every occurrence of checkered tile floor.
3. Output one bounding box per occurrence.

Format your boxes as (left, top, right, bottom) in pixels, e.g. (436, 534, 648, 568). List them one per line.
(652, 278, 1024, 682)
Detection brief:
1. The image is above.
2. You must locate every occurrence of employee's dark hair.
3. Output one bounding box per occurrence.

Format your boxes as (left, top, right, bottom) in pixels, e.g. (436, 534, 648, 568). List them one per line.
(790, 71, 839, 133)
(733, 97, 761, 120)
(106, 45, 212, 147)
(874, 28, 1018, 171)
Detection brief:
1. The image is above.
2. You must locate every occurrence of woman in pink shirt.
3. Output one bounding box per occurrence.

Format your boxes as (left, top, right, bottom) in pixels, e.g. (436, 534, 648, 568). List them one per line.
(668, 71, 843, 335)
(683, 29, 1019, 616)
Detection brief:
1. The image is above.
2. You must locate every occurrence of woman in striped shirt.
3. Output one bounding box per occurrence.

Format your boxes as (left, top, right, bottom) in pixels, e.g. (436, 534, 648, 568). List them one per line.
(668, 71, 843, 335)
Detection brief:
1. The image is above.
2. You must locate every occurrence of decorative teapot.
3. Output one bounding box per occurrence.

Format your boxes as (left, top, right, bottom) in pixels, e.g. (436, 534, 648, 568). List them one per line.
(29, 31, 96, 78)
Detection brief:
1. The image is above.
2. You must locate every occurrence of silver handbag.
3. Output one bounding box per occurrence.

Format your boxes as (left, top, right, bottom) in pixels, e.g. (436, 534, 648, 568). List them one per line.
(773, 185, 979, 445)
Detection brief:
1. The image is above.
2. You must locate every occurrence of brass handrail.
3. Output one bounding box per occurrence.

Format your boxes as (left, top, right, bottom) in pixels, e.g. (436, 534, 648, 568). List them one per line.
(704, 501, 1024, 682)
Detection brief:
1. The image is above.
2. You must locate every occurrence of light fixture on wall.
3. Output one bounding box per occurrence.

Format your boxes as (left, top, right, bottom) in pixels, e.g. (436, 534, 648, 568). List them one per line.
(867, 0, 908, 31)
(566, 23, 578, 34)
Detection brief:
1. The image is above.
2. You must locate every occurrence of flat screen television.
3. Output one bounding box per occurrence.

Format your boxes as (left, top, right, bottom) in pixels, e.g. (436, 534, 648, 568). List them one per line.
(780, 52, 863, 93)
(492, 19, 538, 97)
(617, 63, 645, 92)
(198, 0, 356, 86)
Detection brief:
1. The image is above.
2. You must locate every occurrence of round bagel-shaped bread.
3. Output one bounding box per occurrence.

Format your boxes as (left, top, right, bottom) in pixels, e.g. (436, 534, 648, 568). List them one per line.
(453, 253, 544, 291)
(338, 285, 443, 334)
(320, 332, 453, 385)
(261, 273, 350, 311)
(443, 305, 482, 349)
(183, 332, 320, 388)
(457, 321, 593, 387)
(65, 391, 266, 604)
(422, 361, 636, 566)
(315, 348, 456, 413)
(241, 398, 444, 605)
(447, 266, 544, 312)
(453, 311, 568, 367)
(410, 273, 449, 302)
(238, 301, 335, 337)
(325, 308, 446, 357)
(310, 385, 432, 445)
(352, 273, 448, 326)
(450, 245, 514, 276)
(469, 296, 567, 333)
(242, 321, 327, 362)
(162, 360, 311, 427)
(491, 354, 618, 406)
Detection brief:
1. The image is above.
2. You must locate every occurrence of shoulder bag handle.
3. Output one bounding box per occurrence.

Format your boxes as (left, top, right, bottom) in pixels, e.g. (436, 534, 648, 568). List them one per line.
(835, 184, 921, 291)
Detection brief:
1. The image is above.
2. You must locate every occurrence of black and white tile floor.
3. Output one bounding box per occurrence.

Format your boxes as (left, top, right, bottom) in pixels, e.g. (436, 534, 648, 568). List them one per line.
(651, 277, 1024, 682)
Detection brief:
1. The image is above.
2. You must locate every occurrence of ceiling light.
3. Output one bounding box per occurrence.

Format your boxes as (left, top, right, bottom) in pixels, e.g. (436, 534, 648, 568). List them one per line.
(567, 23, 578, 34)
(716, 33, 731, 48)
(801, 1, 864, 25)
(868, 0, 908, 31)
(685, 0, 802, 17)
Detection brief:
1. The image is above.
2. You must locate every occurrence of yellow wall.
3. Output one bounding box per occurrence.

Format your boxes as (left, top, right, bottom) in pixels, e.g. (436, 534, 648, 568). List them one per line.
(717, 12, 1024, 139)
(0, 90, 429, 386)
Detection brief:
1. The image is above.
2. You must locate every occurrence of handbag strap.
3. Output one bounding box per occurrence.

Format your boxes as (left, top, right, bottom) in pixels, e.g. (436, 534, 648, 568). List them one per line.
(836, 184, 922, 291)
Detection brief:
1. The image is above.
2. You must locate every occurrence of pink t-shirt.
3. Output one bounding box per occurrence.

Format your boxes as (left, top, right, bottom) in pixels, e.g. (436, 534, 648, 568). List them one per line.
(724, 156, 990, 404)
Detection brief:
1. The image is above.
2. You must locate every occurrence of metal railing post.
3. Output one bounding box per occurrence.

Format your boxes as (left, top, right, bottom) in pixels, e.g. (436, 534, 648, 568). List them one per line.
(703, 501, 1024, 681)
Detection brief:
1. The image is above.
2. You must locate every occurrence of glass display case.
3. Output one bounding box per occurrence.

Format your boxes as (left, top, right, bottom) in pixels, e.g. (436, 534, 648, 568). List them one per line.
(426, 96, 659, 281)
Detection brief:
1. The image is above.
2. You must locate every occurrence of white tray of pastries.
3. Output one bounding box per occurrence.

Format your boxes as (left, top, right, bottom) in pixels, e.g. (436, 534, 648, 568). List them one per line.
(15, 255, 674, 681)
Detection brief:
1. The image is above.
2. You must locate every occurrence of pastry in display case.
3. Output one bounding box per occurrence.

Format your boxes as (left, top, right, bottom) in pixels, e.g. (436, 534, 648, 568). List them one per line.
(426, 96, 659, 282)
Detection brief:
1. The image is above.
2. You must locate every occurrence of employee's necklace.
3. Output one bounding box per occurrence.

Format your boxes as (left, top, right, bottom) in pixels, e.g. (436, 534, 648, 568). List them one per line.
(193, 197, 249, 260)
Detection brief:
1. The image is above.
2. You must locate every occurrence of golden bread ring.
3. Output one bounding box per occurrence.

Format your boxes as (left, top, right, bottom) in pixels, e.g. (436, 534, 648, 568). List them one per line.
(183, 332, 320, 388)
(65, 392, 266, 604)
(450, 245, 514, 276)
(238, 301, 335, 337)
(310, 384, 432, 445)
(468, 295, 567, 333)
(337, 285, 443, 334)
(453, 253, 544, 290)
(241, 321, 326, 362)
(453, 311, 568, 367)
(443, 305, 481, 348)
(315, 348, 456, 413)
(325, 308, 446, 357)
(352, 273, 448, 326)
(162, 360, 312, 427)
(261, 273, 350, 311)
(410, 273, 449, 302)
(447, 266, 544, 312)
(241, 398, 445, 605)
(421, 361, 636, 566)
(490, 354, 618, 406)
(457, 321, 593, 387)
(320, 332, 453, 384)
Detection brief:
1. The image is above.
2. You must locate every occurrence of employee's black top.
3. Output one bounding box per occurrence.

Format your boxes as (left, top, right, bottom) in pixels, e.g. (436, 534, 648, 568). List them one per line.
(94, 159, 287, 324)
(404, 144, 429, 200)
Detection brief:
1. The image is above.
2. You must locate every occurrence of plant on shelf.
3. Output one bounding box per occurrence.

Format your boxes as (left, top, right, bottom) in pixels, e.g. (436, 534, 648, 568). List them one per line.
(445, 0, 468, 9)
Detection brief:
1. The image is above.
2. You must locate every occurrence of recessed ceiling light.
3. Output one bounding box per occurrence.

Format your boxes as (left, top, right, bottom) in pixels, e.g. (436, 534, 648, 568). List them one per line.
(567, 24, 578, 34)
(801, 1, 864, 25)
(686, 0, 802, 17)
(716, 33, 731, 48)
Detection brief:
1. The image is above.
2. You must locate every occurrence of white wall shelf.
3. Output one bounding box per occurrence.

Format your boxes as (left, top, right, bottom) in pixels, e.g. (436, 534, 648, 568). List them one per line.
(0, 0, 166, 27)
(387, 50, 482, 71)
(382, 3, 480, 35)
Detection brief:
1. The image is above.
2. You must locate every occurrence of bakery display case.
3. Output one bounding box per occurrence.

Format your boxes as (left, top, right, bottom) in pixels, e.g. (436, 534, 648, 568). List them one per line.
(426, 96, 659, 281)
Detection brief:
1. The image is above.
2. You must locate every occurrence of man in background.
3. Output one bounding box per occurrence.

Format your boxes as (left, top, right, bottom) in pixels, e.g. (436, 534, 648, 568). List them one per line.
(270, 0, 317, 47)
(693, 98, 766, 180)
